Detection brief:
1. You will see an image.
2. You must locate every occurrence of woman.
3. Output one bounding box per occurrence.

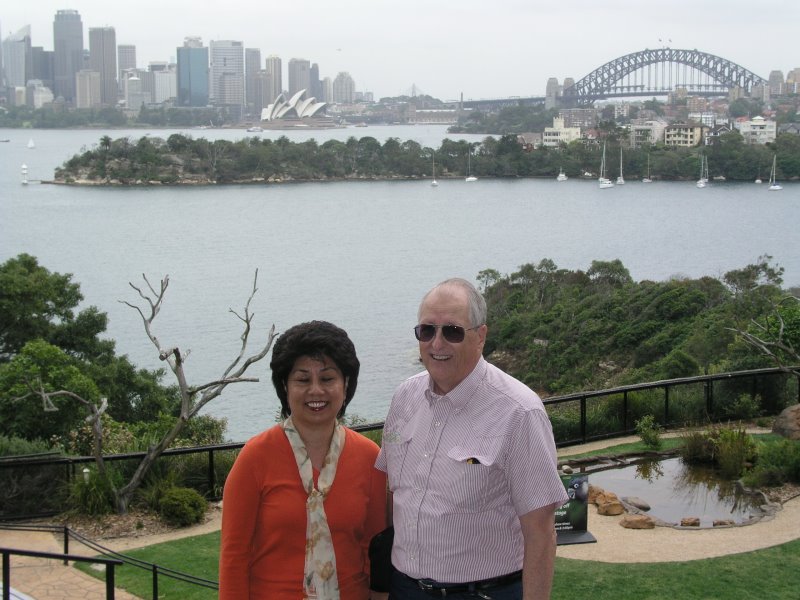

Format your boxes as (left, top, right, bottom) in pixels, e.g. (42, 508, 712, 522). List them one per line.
(220, 321, 388, 599)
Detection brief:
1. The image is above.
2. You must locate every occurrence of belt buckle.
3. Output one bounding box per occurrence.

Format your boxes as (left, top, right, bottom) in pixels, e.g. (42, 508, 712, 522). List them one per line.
(417, 578, 436, 591)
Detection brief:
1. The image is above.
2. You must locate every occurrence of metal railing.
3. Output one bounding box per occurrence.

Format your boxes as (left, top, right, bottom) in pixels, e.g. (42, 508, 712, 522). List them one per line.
(1, 544, 122, 600)
(1, 367, 797, 521)
(0, 523, 217, 599)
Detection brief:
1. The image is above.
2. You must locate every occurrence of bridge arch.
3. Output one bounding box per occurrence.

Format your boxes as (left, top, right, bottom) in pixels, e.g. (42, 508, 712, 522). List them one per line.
(562, 48, 767, 104)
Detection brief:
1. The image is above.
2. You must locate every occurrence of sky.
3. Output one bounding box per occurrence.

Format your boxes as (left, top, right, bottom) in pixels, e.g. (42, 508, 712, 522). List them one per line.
(2, 0, 798, 101)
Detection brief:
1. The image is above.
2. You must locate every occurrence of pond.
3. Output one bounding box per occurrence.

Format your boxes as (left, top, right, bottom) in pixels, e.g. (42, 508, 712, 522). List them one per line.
(581, 456, 769, 528)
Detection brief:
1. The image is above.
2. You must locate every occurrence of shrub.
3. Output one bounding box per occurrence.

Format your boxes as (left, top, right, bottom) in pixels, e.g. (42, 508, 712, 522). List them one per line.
(635, 415, 662, 450)
(681, 430, 716, 464)
(158, 487, 206, 527)
(68, 468, 120, 516)
(715, 427, 758, 479)
(744, 439, 800, 487)
(0, 435, 57, 457)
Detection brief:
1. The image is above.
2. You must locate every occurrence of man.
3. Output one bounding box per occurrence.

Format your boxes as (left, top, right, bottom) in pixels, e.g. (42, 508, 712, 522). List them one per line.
(376, 278, 568, 600)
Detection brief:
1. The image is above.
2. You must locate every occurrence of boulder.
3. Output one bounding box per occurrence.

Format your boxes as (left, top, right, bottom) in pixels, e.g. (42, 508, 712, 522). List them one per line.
(597, 498, 625, 516)
(680, 517, 701, 527)
(623, 496, 651, 511)
(713, 519, 735, 527)
(620, 515, 655, 529)
(772, 404, 800, 440)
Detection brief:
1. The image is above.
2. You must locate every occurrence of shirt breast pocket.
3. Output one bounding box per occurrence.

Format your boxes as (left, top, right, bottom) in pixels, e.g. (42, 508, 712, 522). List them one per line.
(383, 426, 413, 492)
(443, 438, 506, 514)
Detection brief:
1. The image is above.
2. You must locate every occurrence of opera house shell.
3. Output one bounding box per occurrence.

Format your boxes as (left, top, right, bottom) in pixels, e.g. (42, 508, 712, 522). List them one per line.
(260, 89, 338, 128)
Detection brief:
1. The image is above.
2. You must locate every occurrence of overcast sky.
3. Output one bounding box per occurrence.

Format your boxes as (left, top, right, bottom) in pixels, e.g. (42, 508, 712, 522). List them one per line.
(2, 0, 797, 101)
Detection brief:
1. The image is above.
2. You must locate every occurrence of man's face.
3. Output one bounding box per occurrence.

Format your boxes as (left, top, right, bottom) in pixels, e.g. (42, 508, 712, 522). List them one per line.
(417, 285, 486, 395)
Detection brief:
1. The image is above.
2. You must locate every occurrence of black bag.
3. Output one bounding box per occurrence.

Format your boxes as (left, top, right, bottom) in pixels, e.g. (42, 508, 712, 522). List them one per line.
(368, 525, 395, 592)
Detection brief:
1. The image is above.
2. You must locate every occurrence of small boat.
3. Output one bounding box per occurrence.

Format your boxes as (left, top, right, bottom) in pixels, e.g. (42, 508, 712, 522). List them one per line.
(768, 154, 782, 191)
(246, 126, 263, 132)
(556, 167, 568, 182)
(615, 147, 625, 185)
(431, 152, 439, 187)
(465, 151, 477, 182)
(642, 154, 653, 183)
(0, 139, 10, 143)
(27, 138, 35, 149)
(598, 143, 614, 189)
(21, 163, 29, 185)
(696, 154, 708, 188)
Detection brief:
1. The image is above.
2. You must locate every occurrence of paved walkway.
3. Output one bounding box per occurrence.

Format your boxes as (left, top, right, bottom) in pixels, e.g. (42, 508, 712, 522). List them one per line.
(2, 429, 798, 598)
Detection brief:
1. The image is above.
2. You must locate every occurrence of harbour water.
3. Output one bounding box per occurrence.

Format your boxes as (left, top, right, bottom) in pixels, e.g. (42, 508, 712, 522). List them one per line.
(2, 125, 798, 441)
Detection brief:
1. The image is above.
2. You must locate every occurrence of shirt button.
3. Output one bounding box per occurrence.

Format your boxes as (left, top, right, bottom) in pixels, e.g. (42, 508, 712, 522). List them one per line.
(434, 421, 441, 427)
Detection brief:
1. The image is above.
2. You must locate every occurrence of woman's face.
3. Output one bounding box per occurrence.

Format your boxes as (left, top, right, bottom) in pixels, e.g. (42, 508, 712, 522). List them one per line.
(285, 354, 346, 429)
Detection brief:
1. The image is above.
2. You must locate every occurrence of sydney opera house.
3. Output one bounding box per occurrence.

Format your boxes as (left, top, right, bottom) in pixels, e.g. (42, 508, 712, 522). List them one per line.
(259, 89, 339, 129)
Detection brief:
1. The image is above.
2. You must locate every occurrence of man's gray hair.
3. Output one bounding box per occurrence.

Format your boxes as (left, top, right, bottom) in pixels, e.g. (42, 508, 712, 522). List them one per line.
(418, 278, 487, 327)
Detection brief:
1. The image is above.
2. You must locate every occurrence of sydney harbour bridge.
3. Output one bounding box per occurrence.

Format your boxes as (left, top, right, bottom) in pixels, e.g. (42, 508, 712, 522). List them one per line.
(460, 48, 768, 110)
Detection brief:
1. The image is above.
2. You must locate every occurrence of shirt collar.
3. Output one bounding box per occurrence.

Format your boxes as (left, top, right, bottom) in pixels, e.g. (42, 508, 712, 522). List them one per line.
(425, 357, 487, 409)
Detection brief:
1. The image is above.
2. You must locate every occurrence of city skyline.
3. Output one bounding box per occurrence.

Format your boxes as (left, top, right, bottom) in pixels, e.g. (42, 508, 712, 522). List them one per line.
(1, 0, 798, 101)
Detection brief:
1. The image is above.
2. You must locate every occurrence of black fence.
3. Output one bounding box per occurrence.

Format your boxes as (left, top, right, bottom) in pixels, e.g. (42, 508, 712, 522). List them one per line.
(0, 523, 216, 599)
(1, 367, 797, 521)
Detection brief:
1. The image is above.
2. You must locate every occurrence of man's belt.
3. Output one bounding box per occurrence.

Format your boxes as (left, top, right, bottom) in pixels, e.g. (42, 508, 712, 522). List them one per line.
(401, 569, 522, 597)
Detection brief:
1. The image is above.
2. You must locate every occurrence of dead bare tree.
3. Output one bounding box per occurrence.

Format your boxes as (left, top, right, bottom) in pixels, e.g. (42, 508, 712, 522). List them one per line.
(728, 294, 800, 378)
(26, 270, 276, 514)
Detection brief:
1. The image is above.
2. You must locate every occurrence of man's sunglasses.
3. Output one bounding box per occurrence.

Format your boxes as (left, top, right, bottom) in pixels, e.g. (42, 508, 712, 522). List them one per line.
(413, 323, 482, 344)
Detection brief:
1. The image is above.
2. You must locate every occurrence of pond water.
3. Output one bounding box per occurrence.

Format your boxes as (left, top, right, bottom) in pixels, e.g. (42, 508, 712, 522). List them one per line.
(584, 457, 767, 527)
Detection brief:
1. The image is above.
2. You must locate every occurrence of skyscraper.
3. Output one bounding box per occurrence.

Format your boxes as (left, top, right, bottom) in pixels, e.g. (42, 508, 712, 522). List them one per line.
(245, 47, 261, 116)
(209, 40, 244, 118)
(89, 27, 117, 106)
(310, 62, 321, 99)
(332, 71, 355, 104)
(2, 26, 32, 90)
(118, 44, 136, 90)
(288, 58, 310, 96)
(176, 37, 208, 107)
(53, 9, 83, 103)
(265, 55, 282, 101)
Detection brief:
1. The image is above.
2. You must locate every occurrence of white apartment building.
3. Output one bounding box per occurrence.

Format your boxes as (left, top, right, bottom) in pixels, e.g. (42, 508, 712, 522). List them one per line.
(629, 119, 668, 148)
(542, 117, 581, 147)
(153, 69, 177, 104)
(664, 123, 705, 147)
(735, 116, 777, 145)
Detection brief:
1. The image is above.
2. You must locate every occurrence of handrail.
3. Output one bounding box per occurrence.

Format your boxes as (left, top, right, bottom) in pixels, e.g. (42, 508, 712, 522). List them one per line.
(0, 524, 218, 598)
(1, 546, 122, 600)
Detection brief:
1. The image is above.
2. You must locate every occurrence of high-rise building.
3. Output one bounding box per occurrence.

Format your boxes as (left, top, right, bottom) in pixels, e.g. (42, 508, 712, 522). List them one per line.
(332, 71, 355, 104)
(53, 9, 83, 103)
(209, 40, 244, 117)
(310, 62, 321, 99)
(30, 47, 55, 93)
(153, 66, 177, 104)
(118, 44, 136, 91)
(89, 27, 117, 106)
(321, 77, 332, 103)
(245, 47, 261, 116)
(767, 70, 784, 95)
(75, 69, 101, 108)
(288, 57, 310, 96)
(176, 37, 209, 107)
(265, 55, 282, 101)
(2, 26, 32, 90)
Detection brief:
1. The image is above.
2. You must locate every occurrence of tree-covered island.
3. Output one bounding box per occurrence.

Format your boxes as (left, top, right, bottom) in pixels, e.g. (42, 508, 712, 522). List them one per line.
(52, 131, 800, 185)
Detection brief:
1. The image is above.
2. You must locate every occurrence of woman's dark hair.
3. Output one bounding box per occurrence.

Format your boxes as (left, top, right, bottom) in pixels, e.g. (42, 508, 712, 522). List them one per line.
(270, 320, 360, 419)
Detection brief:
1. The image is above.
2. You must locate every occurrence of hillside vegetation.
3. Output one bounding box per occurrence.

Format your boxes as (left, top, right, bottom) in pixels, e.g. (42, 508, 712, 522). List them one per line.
(478, 257, 797, 397)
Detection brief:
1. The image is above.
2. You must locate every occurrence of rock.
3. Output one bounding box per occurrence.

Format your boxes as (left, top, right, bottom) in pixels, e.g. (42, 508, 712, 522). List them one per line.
(588, 484, 614, 505)
(680, 517, 701, 527)
(773, 404, 800, 440)
(597, 499, 625, 516)
(620, 515, 655, 529)
(623, 496, 651, 511)
(561, 465, 573, 475)
(713, 519, 735, 527)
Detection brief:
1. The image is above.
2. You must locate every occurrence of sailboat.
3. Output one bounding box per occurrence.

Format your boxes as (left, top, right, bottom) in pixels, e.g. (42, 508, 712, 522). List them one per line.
(598, 143, 614, 188)
(27, 138, 35, 149)
(430, 152, 439, 187)
(556, 167, 568, 182)
(768, 154, 782, 191)
(615, 147, 625, 185)
(465, 151, 477, 182)
(642, 154, 653, 183)
(696, 154, 708, 188)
